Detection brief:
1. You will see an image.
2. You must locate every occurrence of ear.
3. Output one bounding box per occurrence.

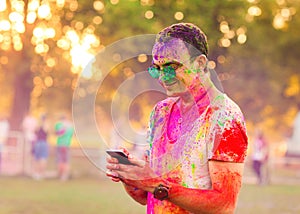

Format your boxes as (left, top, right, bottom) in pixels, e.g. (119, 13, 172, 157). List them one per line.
(193, 54, 208, 71)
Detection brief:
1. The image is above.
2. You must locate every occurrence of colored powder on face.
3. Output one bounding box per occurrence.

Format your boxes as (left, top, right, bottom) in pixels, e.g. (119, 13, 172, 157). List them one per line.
(184, 69, 192, 74)
(152, 39, 190, 64)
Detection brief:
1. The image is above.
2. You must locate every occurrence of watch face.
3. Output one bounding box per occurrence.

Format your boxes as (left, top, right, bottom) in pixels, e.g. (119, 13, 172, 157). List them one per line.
(154, 185, 169, 200)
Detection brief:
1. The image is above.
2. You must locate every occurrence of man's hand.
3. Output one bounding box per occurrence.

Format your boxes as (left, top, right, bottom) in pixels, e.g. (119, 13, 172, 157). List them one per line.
(106, 148, 160, 193)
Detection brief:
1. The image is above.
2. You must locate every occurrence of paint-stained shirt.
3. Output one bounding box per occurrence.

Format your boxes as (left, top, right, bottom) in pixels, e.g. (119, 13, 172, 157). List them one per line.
(146, 93, 248, 214)
(55, 121, 74, 147)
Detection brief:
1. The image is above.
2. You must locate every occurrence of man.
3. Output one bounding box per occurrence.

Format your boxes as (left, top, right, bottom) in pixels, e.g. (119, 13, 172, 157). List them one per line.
(286, 103, 300, 157)
(252, 128, 269, 185)
(0, 115, 9, 173)
(22, 113, 38, 154)
(32, 114, 49, 180)
(106, 23, 248, 213)
(22, 113, 38, 176)
(55, 114, 74, 181)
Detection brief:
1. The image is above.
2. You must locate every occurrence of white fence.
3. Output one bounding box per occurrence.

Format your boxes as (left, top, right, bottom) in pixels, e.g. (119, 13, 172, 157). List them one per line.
(2, 131, 300, 181)
(0, 131, 104, 177)
(1, 131, 30, 176)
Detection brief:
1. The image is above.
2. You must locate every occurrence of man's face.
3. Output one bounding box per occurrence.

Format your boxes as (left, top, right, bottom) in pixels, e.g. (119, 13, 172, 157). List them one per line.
(150, 38, 198, 97)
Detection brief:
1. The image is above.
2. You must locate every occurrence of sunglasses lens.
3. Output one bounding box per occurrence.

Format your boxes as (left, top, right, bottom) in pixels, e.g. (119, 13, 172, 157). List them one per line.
(148, 66, 160, 79)
(161, 66, 176, 81)
(148, 64, 178, 80)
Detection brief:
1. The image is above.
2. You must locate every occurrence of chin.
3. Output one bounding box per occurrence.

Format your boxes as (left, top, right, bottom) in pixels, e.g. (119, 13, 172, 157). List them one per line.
(166, 92, 177, 97)
(166, 90, 184, 97)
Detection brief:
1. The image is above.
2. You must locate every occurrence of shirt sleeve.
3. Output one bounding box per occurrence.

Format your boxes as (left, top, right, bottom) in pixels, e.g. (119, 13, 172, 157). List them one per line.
(210, 119, 248, 163)
(147, 106, 157, 150)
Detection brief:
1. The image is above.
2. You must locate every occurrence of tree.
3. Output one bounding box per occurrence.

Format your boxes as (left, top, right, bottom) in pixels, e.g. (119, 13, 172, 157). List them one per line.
(0, 0, 101, 130)
(1, 0, 299, 141)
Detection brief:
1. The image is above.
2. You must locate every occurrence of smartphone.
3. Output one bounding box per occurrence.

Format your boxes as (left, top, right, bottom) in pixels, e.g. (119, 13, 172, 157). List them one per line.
(106, 149, 134, 165)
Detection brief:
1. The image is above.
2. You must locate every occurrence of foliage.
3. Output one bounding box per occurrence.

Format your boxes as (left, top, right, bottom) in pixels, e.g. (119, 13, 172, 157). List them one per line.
(0, 0, 299, 141)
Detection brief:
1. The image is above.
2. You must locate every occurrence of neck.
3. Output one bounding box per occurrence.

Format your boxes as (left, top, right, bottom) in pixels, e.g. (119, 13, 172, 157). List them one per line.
(180, 91, 194, 105)
(178, 87, 207, 113)
(179, 79, 220, 114)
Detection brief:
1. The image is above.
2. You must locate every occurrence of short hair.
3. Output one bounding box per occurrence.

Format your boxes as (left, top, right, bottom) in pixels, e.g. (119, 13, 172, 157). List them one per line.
(155, 23, 208, 57)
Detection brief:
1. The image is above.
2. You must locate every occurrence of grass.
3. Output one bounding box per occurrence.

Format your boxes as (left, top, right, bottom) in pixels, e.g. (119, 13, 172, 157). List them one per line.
(0, 176, 300, 214)
(0, 177, 146, 214)
(1, 151, 300, 214)
(236, 184, 300, 214)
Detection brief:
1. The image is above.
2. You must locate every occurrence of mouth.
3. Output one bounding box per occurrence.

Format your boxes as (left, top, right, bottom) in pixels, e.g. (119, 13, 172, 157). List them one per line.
(164, 80, 178, 87)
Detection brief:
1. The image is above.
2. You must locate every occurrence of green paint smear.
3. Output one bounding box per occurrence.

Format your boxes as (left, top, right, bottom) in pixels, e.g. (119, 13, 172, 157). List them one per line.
(191, 163, 195, 174)
(182, 182, 188, 188)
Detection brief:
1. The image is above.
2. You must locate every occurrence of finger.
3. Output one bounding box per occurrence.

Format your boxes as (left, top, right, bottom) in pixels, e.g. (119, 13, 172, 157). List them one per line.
(117, 164, 130, 172)
(106, 164, 120, 171)
(116, 171, 125, 180)
(115, 167, 138, 181)
(111, 177, 121, 182)
(106, 170, 119, 178)
(106, 156, 119, 164)
(127, 155, 146, 167)
(118, 147, 130, 156)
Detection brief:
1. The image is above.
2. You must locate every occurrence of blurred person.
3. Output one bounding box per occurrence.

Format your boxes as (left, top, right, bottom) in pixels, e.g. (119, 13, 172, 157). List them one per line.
(32, 114, 49, 180)
(286, 103, 300, 157)
(252, 128, 269, 185)
(106, 23, 248, 213)
(55, 114, 74, 181)
(22, 113, 38, 157)
(0, 115, 10, 173)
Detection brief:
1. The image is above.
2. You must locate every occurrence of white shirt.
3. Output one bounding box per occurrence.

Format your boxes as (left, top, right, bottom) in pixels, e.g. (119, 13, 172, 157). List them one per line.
(22, 116, 38, 142)
(0, 119, 10, 144)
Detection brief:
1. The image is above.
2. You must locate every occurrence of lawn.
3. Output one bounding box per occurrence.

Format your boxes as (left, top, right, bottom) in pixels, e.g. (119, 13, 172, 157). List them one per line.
(236, 184, 300, 214)
(1, 150, 300, 214)
(0, 176, 300, 214)
(0, 177, 146, 214)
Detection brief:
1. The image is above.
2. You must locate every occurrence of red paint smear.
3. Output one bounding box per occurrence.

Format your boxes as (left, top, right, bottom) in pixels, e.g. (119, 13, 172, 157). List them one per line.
(212, 120, 248, 163)
(166, 170, 243, 213)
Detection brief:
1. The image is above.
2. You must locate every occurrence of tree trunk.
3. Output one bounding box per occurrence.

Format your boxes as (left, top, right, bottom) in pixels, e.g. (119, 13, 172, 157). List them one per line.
(9, 70, 32, 131)
(9, 48, 33, 131)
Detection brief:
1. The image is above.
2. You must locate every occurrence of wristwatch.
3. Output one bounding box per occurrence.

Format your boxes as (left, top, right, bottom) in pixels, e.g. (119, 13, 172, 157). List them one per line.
(153, 184, 170, 201)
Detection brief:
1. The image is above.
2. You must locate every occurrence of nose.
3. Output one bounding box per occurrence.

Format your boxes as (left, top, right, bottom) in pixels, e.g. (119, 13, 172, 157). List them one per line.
(159, 72, 176, 84)
(158, 69, 164, 79)
(158, 69, 169, 82)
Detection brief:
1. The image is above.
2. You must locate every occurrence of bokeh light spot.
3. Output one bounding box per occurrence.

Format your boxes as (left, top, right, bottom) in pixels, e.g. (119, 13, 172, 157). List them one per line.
(145, 10, 154, 19)
(174, 11, 184, 20)
(137, 54, 148, 63)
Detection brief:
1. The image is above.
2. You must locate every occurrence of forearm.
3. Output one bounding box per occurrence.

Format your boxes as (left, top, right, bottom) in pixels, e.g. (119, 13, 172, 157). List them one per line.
(167, 184, 238, 214)
(123, 183, 148, 205)
(166, 170, 242, 214)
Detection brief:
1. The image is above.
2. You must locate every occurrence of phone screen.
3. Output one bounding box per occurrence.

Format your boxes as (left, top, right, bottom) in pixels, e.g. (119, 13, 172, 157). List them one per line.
(106, 150, 134, 165)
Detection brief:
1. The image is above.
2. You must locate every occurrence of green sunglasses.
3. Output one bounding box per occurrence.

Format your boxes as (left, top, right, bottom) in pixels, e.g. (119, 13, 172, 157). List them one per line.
(147, 62, 182, 81)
